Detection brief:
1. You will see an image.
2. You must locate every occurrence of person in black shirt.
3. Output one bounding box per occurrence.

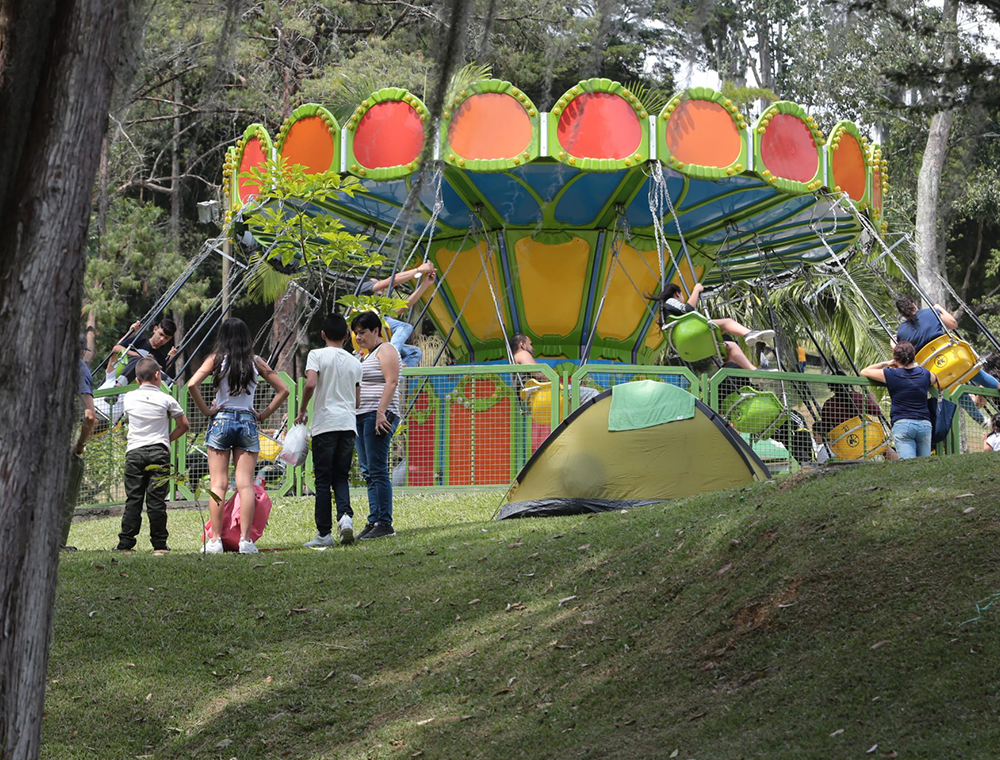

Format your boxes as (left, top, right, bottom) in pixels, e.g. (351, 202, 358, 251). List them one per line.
(106, 318, 178, 384)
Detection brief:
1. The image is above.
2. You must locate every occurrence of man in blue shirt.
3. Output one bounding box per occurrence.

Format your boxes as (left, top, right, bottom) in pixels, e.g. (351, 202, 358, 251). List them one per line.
(894, 295, 999, 424)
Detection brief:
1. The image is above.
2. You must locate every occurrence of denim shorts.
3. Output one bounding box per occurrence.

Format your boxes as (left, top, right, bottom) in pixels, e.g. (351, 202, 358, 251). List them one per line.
(205, 409, 260, 453)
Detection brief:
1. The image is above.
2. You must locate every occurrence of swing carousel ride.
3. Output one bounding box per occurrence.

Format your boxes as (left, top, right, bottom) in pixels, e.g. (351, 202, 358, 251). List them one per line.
(222, 79, 887, 368)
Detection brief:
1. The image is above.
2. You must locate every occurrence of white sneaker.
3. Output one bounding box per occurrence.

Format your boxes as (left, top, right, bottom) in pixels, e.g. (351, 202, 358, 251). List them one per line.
(304, 533, 335, 549)
(338, 515, 355, 545)
(744, 329, 775, 345)
(238, 539, 259, 555)
(201, 538, 223, 554)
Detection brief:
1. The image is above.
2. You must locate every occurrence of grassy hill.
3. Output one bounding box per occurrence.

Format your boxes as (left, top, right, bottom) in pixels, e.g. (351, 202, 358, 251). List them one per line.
(44, 454, 1000, 759)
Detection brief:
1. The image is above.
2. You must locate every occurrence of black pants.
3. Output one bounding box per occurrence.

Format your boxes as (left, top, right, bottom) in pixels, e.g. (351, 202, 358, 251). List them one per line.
(313, 430, 355, 535)
(118, 444, 170, 549)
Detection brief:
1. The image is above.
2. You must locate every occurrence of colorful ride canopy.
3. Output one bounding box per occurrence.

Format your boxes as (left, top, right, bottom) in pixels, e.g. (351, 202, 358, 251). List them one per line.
(224, 80, 887, 364)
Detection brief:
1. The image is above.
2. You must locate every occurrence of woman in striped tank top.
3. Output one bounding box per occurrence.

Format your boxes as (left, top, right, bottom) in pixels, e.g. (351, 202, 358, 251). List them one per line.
(351, 311, 402, 540)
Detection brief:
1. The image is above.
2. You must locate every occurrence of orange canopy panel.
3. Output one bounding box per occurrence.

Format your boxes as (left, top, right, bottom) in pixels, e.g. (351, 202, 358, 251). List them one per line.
(238, 137, 267, 202)
(760, 114, 818, 183)
(280, 116, 335, 174)
(448, 93, 532, 160)
(433, 242, 509, 343)
(595, 245, 662, 340)
(354, 101, 424, 168)
(833, 133, 867, 201)
(514, 236, 590, 338)
(663, 99, 741, 168)
(557, 92, 641, 160)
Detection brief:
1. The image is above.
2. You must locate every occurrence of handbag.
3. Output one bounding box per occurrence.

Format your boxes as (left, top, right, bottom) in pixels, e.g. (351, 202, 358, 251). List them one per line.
(928, 395, 958, 445)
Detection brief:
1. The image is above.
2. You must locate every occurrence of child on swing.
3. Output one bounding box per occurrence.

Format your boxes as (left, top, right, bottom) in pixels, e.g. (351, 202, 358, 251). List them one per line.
(650, 282, 775, 370)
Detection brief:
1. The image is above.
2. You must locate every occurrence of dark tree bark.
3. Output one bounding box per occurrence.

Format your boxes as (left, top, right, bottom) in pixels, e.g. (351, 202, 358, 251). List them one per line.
(0, 1, 142, 757)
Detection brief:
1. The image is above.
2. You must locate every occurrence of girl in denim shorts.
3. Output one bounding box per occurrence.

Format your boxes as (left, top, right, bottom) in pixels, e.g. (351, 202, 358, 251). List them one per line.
(188, 318, 288, 554)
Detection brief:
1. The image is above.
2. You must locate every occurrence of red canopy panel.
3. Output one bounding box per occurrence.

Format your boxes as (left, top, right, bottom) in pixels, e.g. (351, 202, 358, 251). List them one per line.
(557, 92, 640, 160)
(238, 136, 267, 202)
(354, 101, 424, 168)
(760, 114, 818, 183)
(448, 93, 532, 160)
(280, 116, 335, 174)
(663, 99, 741, 168)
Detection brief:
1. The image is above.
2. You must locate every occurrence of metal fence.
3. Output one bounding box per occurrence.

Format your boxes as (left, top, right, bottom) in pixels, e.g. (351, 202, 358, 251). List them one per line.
(76, 365, 996, 508)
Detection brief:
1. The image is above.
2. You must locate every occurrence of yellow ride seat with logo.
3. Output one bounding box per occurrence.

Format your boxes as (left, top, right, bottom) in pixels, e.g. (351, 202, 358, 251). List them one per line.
(662, 312, 725, 363)
(825, 414, 889, 460)
(519, 378, 563, 426)
(915, 334, 981, 391)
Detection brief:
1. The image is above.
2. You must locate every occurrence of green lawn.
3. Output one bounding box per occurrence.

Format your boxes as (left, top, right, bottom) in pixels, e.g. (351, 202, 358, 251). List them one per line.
(46, 456, 1000, 759)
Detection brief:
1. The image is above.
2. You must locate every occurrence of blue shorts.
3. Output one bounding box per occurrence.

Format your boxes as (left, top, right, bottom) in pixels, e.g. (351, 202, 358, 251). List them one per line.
(205, 409, 260, 453)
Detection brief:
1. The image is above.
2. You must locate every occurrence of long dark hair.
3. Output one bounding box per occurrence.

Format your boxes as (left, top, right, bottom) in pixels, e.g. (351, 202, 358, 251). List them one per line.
(991, 413, 1000, 437)
(213, 318, 256, 395)
(647, 283, 683, 325)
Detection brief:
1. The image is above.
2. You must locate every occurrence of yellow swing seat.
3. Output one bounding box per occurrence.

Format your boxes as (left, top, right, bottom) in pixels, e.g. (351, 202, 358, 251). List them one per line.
(519, 379, 563, 425)
(662, 312, 725, 363)
(914, 334, 981, 391)
(258, 432, 284, 462)
(826, 414, 889, 460)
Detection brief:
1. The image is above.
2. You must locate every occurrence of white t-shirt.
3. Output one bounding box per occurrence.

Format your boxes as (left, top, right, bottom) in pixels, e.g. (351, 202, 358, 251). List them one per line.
(305, 346, 363, 435)
(123, 384, 184, 452)
(215, 356, 259, 411)
(986, 432, 1000, 452)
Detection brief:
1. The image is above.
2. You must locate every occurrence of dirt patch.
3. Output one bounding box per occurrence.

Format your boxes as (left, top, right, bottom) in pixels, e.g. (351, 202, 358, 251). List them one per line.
(733, 580, 801, 631)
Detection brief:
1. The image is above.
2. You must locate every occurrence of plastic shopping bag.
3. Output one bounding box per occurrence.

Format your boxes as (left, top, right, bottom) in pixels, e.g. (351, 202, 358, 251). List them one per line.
(278, 423, 310, 466)
(202, 483, 272, 552)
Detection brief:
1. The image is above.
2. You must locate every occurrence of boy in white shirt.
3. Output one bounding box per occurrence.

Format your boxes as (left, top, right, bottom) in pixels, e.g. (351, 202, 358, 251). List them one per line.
(295, 313, 363, 546)
(115, 357, 189, 552)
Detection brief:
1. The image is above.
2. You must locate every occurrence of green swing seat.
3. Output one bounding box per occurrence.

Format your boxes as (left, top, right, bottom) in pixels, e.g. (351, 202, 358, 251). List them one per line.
(662, 312, 725, 363)
(721, 386, 788, 437)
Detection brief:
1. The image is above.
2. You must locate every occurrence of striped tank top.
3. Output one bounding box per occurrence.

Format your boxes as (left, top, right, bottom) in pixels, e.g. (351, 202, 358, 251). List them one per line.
(357, 343, 401, 416)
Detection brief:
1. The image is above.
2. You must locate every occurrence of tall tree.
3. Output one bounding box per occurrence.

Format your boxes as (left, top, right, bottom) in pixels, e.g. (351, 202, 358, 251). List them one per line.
(0, 1, 142, 757)
(915, 0, 960, 307)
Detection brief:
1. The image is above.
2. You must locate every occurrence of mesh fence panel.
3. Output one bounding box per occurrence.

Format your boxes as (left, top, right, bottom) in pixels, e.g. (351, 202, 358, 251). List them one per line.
(709, 370, 895, 470)
(948, 384, 1000, 454)
(80, 384, 134, 506)
(568, 366, 699, 412)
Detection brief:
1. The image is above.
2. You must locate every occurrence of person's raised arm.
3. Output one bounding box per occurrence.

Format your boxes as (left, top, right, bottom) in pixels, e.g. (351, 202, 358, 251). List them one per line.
(375, 344, 400, 433)
(685, 282, 704, 308)
(398, 270, 435, 314)
(186, 355, 218, 417)
(254, 357, 289, 422)
(294, 369, 319, 425)
(934, 304, 959, 330)
(860, 360, 892, 384)
(372, 261, 435, 294)
(75, 395, 96, 455)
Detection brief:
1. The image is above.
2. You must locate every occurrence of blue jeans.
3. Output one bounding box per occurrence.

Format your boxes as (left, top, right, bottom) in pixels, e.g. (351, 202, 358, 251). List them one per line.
(892, 418, 932, 459)
(956, 369, 998, 425)
(355, 410, 399, 527)
(386, 316, 422, 368)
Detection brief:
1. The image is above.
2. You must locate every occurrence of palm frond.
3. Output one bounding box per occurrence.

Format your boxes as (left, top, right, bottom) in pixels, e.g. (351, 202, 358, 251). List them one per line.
(443, 63, 492, 106)
(328, 73, 388, 124)
(246, 255, 297, 305)
(623, 80, 670, 115)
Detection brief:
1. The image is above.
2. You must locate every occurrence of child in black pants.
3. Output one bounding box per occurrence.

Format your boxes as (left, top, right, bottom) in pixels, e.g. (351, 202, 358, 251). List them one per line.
(115, 357, 189, 551)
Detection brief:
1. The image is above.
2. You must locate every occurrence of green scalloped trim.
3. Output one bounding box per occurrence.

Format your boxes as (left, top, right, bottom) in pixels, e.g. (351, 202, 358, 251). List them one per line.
(441, 79, 540, 172)
(869, 142, 888, 231)
(531, 230, 573, 245)
(657, 88, 749, 180)
(548, 78, 650, 173)
(826, 120, 871, 210)
(233, 124, 273, 204)
(222, 145, 239, 221)
(274, 103, 340, 172)
(752, 101, 824, 195)
(344, 88, 428, 181)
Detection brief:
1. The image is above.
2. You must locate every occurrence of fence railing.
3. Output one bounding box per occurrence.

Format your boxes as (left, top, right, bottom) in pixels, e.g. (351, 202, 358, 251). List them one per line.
(77, 366, 996, 507)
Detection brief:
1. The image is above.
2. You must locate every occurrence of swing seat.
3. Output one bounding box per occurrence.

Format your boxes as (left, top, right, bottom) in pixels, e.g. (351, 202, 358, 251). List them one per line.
(914, 335, 981, 391)
(347, 308, 394, 354)
(826, 414, 889, 460)
(519, 379, 562, 425)
(721, 386, 787, 436)
(258, 432, 284, 462)
(662, 312, 725, 363)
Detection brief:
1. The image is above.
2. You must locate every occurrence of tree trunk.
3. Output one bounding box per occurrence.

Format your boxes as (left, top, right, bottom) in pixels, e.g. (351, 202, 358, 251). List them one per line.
(0, 2, 140, 758)
(914, 0, 960, 308)
(960, 218, 985, 307)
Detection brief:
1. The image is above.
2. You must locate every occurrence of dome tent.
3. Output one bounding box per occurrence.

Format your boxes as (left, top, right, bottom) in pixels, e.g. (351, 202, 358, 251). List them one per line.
(498, 380, 770, 519)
